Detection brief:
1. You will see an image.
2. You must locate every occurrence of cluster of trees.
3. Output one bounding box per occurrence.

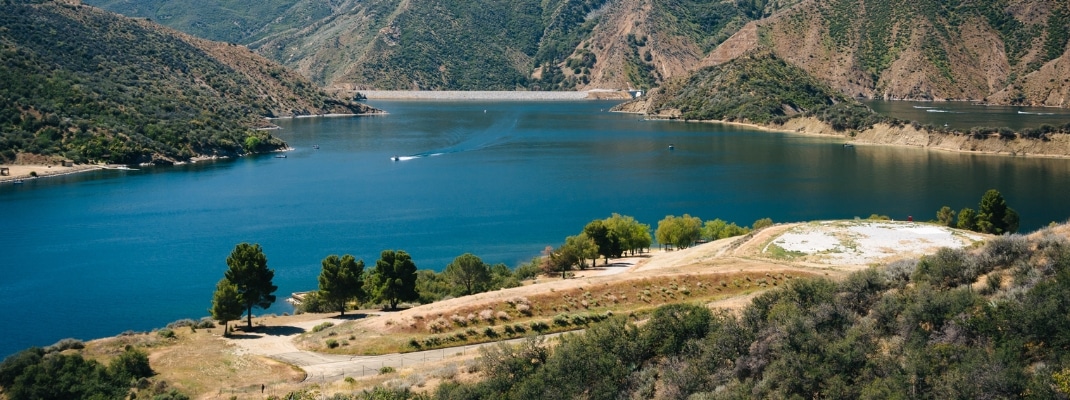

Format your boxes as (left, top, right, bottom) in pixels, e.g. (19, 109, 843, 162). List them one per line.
(401, 229, 1070, 399)
(0, 345, 179, 400)
(655, 215, 771, 250)
(936, 189, 1020, 235)
(211, 243, 540, 321)
(536, 214, 652, 278)
(539, 214, 765, 279)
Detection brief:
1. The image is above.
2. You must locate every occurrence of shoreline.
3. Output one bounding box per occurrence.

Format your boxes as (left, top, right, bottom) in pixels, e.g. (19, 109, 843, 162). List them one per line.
(630, 112, 1070, 160)
(265, 112, 386, 121)
(0, 164, 105, 183)
(352, 90, 634, 101)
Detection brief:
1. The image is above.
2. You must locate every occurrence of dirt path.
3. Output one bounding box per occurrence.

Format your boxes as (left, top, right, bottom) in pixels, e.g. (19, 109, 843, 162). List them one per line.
(227, 315, 569, 382)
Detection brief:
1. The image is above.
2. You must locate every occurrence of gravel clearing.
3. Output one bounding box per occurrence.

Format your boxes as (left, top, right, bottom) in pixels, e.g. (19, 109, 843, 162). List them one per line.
(767, 220, 986, 266)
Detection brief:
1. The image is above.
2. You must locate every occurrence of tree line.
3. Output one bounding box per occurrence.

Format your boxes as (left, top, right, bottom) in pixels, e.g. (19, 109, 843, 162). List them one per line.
(209, 244, 540, 330)
(210, 213, 767, 327)
(935, 189, 1020, 235)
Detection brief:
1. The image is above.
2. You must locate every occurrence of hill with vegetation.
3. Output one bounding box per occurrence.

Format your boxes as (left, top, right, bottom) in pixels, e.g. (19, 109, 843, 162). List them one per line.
(85, 0, 1070, 107)
(712, 0, 1070, 107)
(83, 0, 795, 91)
(0, 0, 376, 165)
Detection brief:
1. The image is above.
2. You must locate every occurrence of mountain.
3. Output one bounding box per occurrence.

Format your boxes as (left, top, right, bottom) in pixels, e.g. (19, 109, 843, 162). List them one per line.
(709, 0, 1070, 106)
(0, 0, 377, 165)
(85, 0, 1070, 107)
(84, 0, 796, 91)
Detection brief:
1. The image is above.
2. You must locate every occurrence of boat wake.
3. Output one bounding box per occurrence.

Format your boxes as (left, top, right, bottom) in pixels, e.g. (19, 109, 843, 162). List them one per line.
(390, 118, 517, 162)
(925, 109, 962, 113)
(913, 106, 936, 109)
(1018, 111, 1055, 115)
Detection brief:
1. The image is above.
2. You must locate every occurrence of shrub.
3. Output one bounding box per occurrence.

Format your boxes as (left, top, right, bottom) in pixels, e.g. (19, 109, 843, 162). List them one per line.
(326, 339, 339, 349)
(516, 303, 532, 316)
(379, 366, 396, 374)
(530, 321, 549, 332)
(570, 314, 589, 325)
(484, 327, 498, 338)
(428, 317, 450, 333)
(553, 314, 570, 326)
(450, 314, 468, 327)
(157, 329, 176, 339)
(496, 311, 511, 321)
(312, 322, 334, 333)
(45, 338, 85, 353)
(166, 319, 197, 329)
(479, 309, 496, 323)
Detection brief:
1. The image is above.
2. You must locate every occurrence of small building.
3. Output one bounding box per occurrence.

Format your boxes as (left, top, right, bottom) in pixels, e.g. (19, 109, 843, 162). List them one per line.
(0, 167, 8, 176)
(61, 160, 74, 167)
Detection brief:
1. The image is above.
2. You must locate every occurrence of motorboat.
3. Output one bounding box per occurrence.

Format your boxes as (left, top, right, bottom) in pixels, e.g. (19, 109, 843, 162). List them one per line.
(275, 154, 287, 158)
(392, 155, 400, 161)
(668, 144, 675, 150)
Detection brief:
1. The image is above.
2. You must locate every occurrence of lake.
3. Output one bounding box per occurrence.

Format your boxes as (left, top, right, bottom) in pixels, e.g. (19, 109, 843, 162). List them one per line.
(2, 100, 1069, 358)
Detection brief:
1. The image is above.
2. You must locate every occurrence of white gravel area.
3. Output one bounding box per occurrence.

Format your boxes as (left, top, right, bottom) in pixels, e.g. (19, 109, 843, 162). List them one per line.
(767, 220, 985, 266)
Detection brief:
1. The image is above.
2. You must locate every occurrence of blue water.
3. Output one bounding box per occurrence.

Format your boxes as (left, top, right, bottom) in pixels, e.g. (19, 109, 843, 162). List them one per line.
(2, 100, 1070, 358)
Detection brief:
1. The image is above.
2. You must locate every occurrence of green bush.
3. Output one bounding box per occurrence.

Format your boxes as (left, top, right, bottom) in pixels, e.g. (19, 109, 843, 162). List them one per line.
(311, 322, 334, 333)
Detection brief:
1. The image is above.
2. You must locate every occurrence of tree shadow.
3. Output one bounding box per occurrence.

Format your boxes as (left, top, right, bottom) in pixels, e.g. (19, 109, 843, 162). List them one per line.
(333, 312, 372, 321)
(226, 325, 306, 338)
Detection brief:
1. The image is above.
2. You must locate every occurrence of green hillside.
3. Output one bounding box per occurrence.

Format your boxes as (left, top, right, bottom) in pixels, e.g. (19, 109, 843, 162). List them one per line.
(81, 0, 316, 45)
(644, 52, 884, 131)
(0, 0, 372, 165)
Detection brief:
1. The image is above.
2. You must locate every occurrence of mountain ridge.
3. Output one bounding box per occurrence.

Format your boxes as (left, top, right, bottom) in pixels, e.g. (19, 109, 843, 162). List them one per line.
(85, 0, 1070, 107)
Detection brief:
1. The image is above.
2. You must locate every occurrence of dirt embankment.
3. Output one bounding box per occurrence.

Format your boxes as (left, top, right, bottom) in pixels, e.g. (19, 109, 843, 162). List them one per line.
(613, 102, 1070, 158)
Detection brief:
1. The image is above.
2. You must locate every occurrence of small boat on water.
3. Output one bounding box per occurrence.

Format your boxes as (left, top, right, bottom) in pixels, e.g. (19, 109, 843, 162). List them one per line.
(275, 154, 287, 158)
(392, 155, 400, 161)
(668, 144, 675, 150)
(312, 145, 320, 149)
(12, 179, 23, 184)
(843, 143, 854, 148)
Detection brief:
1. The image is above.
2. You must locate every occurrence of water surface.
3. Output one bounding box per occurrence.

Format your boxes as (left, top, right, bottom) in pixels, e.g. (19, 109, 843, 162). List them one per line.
(2, 100, 1069, 358)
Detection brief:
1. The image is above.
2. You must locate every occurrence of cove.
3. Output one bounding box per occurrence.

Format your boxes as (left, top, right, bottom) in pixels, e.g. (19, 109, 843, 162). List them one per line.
(2, 100, 1069, 358)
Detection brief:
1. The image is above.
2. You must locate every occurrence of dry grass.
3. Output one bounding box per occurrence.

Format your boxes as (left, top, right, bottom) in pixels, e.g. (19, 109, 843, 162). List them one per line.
(296, 270, 815, 355)
(83, 325, 305, 399)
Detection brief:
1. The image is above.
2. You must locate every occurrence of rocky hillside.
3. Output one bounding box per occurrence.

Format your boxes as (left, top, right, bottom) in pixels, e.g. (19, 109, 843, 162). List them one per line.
(711, 0, 1070, 106)
(85, 0, 794, 91)
(0, 0, 376, 165)
(86, 0, 1070, 107)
